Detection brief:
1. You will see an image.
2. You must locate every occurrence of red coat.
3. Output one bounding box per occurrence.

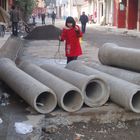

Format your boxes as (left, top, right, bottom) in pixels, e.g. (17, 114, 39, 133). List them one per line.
(60, 25, 83, 57)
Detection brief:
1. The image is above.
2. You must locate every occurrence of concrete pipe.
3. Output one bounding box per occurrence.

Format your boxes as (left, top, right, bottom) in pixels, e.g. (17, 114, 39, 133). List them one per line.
(98, 43, 140, 72)
(0, 58, 57, 114)
(87, 62, 140, 85)
(19, 61, 83, 112)
(66, 60, 140, 113)
(41, 64, 110, 107)
(0, 37, 23, 61)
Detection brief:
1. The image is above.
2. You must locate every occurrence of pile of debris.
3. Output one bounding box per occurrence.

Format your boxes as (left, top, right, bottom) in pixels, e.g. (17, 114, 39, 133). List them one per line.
(24, 25, 62, 40)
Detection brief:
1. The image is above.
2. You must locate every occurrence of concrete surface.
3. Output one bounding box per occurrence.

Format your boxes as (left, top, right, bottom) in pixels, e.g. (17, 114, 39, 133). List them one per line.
(0, 32, 10, 49)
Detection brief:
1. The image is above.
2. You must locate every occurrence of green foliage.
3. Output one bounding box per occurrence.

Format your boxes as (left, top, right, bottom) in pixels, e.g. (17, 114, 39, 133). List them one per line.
(14, 0, 36, 21)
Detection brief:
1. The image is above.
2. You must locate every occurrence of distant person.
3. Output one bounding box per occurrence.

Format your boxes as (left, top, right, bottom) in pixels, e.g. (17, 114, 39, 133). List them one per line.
(79, 11, 88, 33)
(32, 14, 36, 25)
(0, 23, 5, 37)
(41, 13, 46, 25)
(88, 14, 93, 24)
(59, 16, 83, 63)
(10, 5, 20, 36)
(51, 11, 56, 25)
(93, 10, 97, 23)
(38, 13, 41, 19)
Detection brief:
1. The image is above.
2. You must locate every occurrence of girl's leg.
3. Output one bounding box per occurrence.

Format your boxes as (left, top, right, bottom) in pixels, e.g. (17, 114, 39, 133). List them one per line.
(67, 56, 78, 63)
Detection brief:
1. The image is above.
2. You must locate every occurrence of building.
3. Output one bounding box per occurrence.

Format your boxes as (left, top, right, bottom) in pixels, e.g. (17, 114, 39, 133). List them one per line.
(114, 0, 140, 31)
(79, 0, 140, 31)
(56, 0, 140, 31)
(0, 0, 13, 11)
(32, 0, 46, 17)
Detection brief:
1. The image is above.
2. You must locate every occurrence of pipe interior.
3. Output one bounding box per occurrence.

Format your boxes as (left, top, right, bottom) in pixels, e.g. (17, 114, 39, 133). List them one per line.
(85, 81, 102, 101)
(63, 90, 83, 111)
(131, 92, 140, 111)
(36, 92, 56, 112)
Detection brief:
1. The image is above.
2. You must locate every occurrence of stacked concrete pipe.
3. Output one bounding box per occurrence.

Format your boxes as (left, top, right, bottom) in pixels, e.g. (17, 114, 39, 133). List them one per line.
(66, 60, 140, 113)
(98, 43, 140, 72)
(87, 62, 140, 85)
(19, 61, 83, 112)
(0, 58, 57, 114)
(40, 63, 110, 107)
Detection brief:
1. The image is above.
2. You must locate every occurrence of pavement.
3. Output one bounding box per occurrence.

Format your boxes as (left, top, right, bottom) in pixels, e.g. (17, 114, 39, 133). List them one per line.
(0, 32, 11, 49)
(0, 18, 140, 49)
(93, 24, 140, 38)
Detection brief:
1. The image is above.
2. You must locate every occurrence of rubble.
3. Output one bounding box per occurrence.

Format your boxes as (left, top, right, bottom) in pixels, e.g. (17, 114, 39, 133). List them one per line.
(24, 25, 62, 40)
(0, 92, 10, 106)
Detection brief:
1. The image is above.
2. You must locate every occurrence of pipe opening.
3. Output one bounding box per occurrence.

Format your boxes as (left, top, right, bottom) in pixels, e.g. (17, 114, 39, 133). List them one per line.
(85, 81, 102, 101)
(36, 91, 56, 113)
(63, 90, 83, 112)
(132, 92, 140, 112)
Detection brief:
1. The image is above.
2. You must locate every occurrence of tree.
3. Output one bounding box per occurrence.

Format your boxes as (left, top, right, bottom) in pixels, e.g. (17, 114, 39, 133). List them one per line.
(13, 0, 36, 21)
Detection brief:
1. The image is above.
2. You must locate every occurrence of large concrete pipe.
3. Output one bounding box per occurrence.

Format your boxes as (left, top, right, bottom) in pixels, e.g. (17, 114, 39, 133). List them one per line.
(87, 62, 140, 85)
(0, 58, 57, 114)
(98, 43, 140, 72)
(19, 61, 83, 112)
(40, 64, 110, 107)
(66, 60, 140, 113)
(0, 37, 23, 61)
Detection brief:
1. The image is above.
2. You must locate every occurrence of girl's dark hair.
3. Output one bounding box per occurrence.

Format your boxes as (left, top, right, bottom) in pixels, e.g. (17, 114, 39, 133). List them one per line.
(65, 16, 76, 27)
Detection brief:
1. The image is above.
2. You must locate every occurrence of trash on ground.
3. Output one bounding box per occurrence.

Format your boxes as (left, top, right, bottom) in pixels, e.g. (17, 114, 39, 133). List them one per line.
(74, 133, 85, 140)
(14, 122, 33, 134)
(36, 102, 44, 107)
(0, 92, 10, 106)
(0, 118, 3, 124)
(41, 125, 58, 134)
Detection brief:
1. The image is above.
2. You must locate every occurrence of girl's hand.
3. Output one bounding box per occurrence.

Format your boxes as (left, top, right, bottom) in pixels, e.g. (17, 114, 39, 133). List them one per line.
(75, 26, 79, 31)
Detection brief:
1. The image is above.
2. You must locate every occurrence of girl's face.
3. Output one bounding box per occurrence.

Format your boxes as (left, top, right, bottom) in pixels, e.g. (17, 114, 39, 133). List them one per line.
(67, 22, 73, 28)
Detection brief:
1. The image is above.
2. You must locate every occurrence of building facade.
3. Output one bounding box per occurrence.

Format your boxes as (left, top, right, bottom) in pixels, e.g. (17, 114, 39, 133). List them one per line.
(114, 0, 140, 31)
(0, 0, 13, 11)
(56, 0, 140, 31)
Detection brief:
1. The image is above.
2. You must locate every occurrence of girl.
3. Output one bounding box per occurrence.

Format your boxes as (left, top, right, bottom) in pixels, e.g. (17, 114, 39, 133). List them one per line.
(59, 16, 83, 63)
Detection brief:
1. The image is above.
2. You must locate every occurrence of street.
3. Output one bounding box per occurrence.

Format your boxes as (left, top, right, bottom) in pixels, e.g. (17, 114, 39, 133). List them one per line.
(84, 24, 140, 49)
(1, 18, 140, 140)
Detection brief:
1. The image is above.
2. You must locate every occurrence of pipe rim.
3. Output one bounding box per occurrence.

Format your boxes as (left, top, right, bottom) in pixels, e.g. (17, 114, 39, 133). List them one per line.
(61, 89, 83, 112)
(34, 91, 57, 114)
(84, 76, 109, 107)
(130, 89, 140, 113)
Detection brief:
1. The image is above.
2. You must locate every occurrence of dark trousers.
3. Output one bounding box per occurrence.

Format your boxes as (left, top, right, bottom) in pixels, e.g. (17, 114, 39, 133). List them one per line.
(42, 18, 45, 24)
(52, 18, 55, 25)
(0, 25, 5, 37)
(12, 22, 18, 36)
(67, 56, 78, 64)
(81, 23, 86, 33)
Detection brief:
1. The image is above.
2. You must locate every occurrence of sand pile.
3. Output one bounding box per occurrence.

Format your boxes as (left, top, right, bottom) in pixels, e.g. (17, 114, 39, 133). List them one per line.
(24, 25, 62, 40)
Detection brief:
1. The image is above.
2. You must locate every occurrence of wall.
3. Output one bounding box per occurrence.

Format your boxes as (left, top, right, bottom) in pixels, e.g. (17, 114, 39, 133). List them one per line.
(138, 0, 140, 30)
(0, 0, 13, 11)
(127, 0, 138, 29)
(106, 0, 113, 25)
(0, 0, 7, 9)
